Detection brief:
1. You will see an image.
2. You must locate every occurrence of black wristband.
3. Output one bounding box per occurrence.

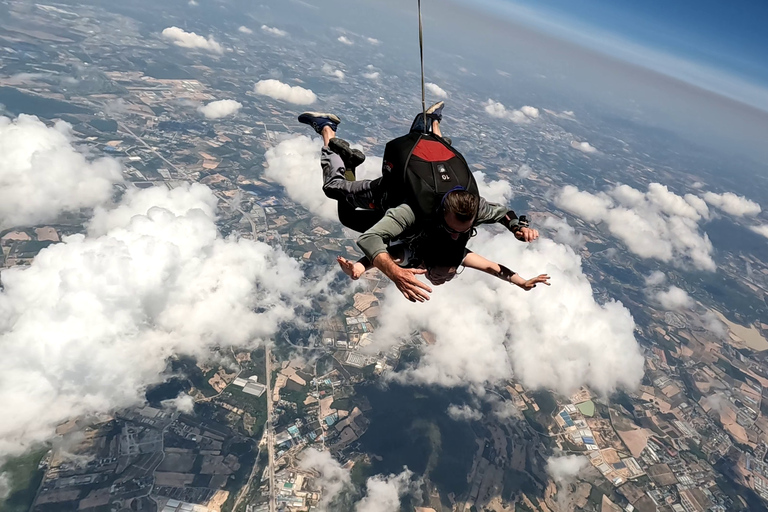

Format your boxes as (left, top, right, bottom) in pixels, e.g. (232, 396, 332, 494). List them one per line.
(500, 211, 519, 231)
(497, 264, 516, 281)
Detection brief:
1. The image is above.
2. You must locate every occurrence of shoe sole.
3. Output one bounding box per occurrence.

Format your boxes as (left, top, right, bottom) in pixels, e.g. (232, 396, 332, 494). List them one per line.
(298, 112, 341, 134)
(299, 112, 341, 124)
(329, 137, 365, 169)
(425, 101, 444, 116)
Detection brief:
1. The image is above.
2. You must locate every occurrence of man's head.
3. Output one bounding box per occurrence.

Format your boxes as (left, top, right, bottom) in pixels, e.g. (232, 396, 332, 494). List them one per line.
(441, 189, 478, 239)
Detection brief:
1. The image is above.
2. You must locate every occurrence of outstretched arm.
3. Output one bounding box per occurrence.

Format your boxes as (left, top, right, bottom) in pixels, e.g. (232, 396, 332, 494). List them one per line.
(475, 198, 539, 243)
(462, 252, 550, 290)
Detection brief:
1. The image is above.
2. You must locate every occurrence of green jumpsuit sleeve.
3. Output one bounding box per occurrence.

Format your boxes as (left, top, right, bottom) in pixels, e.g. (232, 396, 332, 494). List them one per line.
(356, 204, 417, 261)
(475, 197, 512, 225)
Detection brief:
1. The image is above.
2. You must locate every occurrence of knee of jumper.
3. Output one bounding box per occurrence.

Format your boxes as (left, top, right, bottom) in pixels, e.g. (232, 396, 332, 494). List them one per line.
(321, 180, 345, 201)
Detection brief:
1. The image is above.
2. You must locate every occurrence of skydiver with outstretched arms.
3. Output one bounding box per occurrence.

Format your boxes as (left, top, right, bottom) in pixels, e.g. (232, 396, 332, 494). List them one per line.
(298, 103, 549, 301)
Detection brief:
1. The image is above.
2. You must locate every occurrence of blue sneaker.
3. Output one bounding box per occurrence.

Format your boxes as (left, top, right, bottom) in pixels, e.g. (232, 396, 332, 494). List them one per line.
(409, 101, 444, 133)
(298, 112, 341, 134)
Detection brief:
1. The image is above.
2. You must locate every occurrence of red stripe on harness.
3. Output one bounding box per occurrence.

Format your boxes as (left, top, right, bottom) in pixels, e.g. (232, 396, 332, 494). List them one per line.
(411, 139, 456, 162)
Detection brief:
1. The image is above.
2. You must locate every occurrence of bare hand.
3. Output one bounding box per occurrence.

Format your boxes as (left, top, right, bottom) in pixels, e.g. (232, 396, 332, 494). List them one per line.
(515, 227, 539, 243)
(391, 267, 432, 302)
(520, 274, 550, 290)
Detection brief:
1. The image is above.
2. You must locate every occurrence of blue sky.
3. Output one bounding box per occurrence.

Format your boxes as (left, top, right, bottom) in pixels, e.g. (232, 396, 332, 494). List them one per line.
(459, 0, 768, 112)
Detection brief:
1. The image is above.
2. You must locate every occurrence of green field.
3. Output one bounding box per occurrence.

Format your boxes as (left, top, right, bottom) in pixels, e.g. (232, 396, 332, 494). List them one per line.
(0, 448, 48, 512)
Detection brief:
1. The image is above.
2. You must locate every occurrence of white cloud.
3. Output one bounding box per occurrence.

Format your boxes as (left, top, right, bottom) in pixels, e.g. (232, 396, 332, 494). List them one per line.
(556, 183, 716, 271)
(371, 231, 644, 396)
(0, 184, 307, 459)
(517, 163, 533, 179)
(570, 141, 597, 154)
(547, 454, 588, 511)
(655, 286, 694, 310)
(322, 63, 345, 80)
(254, 79, 317, 105)
(355, 470, 415, 512)
(161, 393, 195, 413)
(540, 216, 584, 249)
(447, 404, 482, 421)
(161, 27, 223, 54)
(197, 99, 242, 119)
(367, 37, 381, 45)
(264, 136, 336, 220)
(238, 26, 253, 34)
(355, 153, 383, 182)
(473, 171, 512, 205)
(644, 270, 666, 287)
(261, 25, 288, 37)
(300, 449, 352, 510)
(547, 455, 587, 484)
(751, 225, 768, 239)
(701, 311, 728, 338)
(0, 115, 123, 230)
(520, 105, 539, 118)
(338, 35, 353, 45)
(188, 0, 197, 5)
(425, 82, 448, 99)
(703, 191, 761, 217)
(0, 472, 9, 500)
(484, 99, 538, 123)
(363, 72, 380, 80)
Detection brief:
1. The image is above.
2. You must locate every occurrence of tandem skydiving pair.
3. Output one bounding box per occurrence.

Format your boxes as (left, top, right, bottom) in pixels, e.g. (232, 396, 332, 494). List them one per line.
(298, 102, 550, 302)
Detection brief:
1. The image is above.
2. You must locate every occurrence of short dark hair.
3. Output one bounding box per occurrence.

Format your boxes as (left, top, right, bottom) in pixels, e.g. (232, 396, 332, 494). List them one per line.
(442, 189, 478, 221)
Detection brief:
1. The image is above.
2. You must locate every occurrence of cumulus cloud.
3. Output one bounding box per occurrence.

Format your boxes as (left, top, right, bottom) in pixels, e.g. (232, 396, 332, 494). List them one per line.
(366, 37, 381, 45)
(261, 25, 287, 37)
(254, 79, 317, 105)
(197, 99, 242, 119)
(547, 455, 587, 484)
(517, 163, 533, 179)
(751, 225, 768, 239)
(161, 393, 195, 413)
(425, 82, 448, 98)
(264, 136, 336, 220)
(556, 183, 716, 271)
(0, 115, 123, 229)
(644, 270, 666, 287)
(104, 98, 129, 115)
(447, 404, 483, 421)
(655, 286, 694, 310)
(300, 449, 352, 510)
(0, 472, 9, 500)
(0, 183, 307, 459)
(540, 216, 584, 249)
(238, 26, 253, 34)
(484, 99, 539, 123)
(703, 191, 761, 217)
(363, 72, 380, 80)
(355, 470, 415, 512)
(473, 171, 512, 205)
(371, 231, 644, 396)
(161, 27, 223, 54)
(548, 454, 588, 511)
(338, 35, 353, 45)
(701, 311, 728, 338)
(322, 63, 345, 80)
(570, 141, 597, 154)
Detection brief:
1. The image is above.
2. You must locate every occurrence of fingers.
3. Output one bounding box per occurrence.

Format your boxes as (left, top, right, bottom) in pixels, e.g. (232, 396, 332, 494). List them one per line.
(525, 228, 539, 242)
(400, 284, 429, 302)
